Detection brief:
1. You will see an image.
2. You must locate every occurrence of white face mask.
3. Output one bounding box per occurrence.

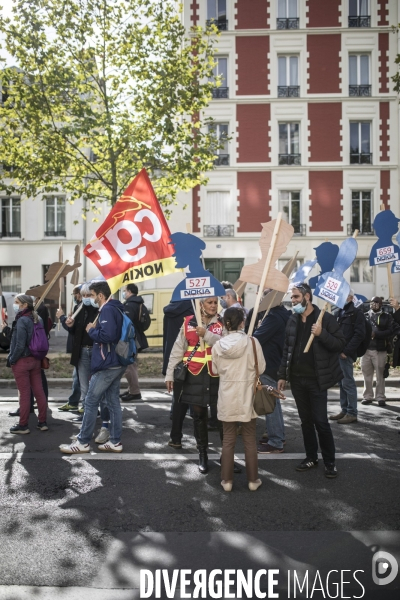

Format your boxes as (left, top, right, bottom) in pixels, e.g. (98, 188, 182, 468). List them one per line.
(13, 303, 20, 314)
(90, 298, 99, 308)
(82, 297, 91, 306)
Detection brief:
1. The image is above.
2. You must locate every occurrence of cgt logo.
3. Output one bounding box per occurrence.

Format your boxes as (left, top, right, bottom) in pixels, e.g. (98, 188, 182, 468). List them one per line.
(372, 551, 398, 586)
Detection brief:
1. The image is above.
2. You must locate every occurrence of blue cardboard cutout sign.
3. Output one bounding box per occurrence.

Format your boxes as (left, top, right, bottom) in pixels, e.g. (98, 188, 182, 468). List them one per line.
(353, 293, 368, 308)
(291, 259, 318, 286)
(309, 242, 339, 290)
(169, 232, 226, 302)
(391, 231, 400, 273)
(369, 210, 400, 267)
(314, 237, 358, 309)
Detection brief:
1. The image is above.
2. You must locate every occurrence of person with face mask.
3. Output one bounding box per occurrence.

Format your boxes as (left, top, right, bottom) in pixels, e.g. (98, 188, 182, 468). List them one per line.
(277, 283, 345, 479)
(361, 297, 394, 407)
(165, 297, 226, 474)
(60, 280, 127, 454)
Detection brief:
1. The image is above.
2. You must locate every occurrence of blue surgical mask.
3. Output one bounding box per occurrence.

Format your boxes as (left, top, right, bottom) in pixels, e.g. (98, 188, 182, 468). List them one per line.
(73, 298, 78, 305)
(122, 292, 126, 300)
(13, 303, 20, 314)
(90, 298, 99, 308)
(82, 298, 91, 306)
(293, 302, 306, 315)
(220, 298, 227, 309)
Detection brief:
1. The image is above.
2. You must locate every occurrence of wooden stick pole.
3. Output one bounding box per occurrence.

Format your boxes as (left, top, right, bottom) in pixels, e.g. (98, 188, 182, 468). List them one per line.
(387, 262, 394, 298)
(247, 213, 283, 337)
(70, 301, 84, 321)
(195, 299, 205, 351)
(304, 302, 328, 353)
(34, 261, 69, 310)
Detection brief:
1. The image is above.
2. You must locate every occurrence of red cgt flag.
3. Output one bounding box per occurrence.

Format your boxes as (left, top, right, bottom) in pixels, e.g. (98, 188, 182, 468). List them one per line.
(84, 169, 176, 293)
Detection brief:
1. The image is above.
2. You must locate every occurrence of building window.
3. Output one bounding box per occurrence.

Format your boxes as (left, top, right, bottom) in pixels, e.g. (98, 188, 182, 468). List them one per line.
(1, 197, 21, 238)
(206, 0, 228, 30)
(0, 266, 21, 292)
(209, 123, 229, 166)
(349, 55, 371, 96)
(350, 191, 373, 235)
(278, 56, 299, 97)
(279, 123, 300, 165)
(349, 0, 370, 27)
(277, 0, 299, 29)
(203, 191, 235, 237)
(350, 258, 373, 283)
(45, 196, 66, 237)
(211, 57, 228, 99)
(279, 191, 305, 234)
(350, 122, 372, 164)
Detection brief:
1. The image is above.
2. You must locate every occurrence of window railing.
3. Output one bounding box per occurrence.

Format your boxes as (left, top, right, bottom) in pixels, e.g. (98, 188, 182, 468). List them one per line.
(211, 87, 229, 99)
(0, 231, 21, 238)
(349, 85, 371, 97)
(279, 153, 301, 166)
(203, 225, 234, 237)
(44, 230, 66, 237)
(347, 224, 374, 236)
(348, 16, 371, 27)
(213, 154, 230, 166)
(293, 224, 306, 236)
(277, 18, 299, 29)
(278, 86, 300, 98)
(206, 19, 228, 31)
(350, 153, 372, 164)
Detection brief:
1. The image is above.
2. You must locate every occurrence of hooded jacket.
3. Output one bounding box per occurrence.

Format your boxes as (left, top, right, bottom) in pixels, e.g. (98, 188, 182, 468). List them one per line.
(88, 299, 124, 374)
(124, 294, 149, 353)
(277, 305, 346, 391)
(212, 331, 266, 422)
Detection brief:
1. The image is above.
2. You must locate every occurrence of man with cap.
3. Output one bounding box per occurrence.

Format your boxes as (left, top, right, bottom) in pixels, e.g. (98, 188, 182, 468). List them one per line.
(361, 297, 393, 407)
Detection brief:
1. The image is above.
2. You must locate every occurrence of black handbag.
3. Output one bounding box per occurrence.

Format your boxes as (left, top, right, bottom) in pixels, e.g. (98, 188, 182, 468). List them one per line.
(173, 339, 201, 382)
(250, 337, 278, 416)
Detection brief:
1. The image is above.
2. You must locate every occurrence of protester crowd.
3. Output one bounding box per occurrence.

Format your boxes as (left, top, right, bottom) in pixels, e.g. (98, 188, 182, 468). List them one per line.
(2, 278, 400, 492)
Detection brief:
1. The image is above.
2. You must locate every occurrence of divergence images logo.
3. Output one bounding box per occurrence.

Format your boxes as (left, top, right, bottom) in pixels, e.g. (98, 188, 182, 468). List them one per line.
(372, 551, 398, 586)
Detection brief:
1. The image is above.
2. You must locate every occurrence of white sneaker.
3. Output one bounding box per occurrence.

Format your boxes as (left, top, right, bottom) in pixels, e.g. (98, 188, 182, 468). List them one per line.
(95, 427, 110, 444)
(98, 441, 123, 453)
(59, 441, 90, 454)
(248, 479, 262, 492)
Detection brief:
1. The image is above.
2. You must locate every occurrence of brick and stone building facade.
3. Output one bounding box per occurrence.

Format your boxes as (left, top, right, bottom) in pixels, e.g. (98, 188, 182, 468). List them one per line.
(179, 0, 400, 304)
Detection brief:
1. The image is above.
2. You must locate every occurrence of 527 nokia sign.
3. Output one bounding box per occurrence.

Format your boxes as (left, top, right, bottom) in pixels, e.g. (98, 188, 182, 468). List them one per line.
(83, 170, 176, 293)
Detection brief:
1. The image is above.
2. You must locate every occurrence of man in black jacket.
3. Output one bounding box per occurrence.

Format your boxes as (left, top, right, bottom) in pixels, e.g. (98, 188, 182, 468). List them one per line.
(361, 297, 393, 407)
(331, 290, 366, 424)
(121, 283, 149, 401)
(277, 283, 346, 479)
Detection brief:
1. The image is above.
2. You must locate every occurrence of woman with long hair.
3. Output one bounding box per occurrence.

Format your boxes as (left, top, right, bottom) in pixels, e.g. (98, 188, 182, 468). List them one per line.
(6, 294, 48, 434)
(212, 307, 266, 492)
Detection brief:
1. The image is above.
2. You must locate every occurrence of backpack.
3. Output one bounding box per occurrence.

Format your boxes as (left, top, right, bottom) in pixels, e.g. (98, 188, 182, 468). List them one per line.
(350, 311, 372, 357)
(139, 303, 151, 332)
(29, 320, 49, 360)
(114, 308, 137, 366)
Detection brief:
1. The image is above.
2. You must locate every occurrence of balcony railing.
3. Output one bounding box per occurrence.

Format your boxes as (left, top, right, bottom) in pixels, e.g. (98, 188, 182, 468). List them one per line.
(44, 230, 66, 237)
(277, 17, 299, 29)
(348, 16, 371, 27)
(278, 86, 300, 98)
(347, 224, 374, 236)
(279, 153, 301, 166)
(206, 19, 228, 31)
(213, 154, 230, 166)
(204, 225, 234, 237)
(211, 87, 229, 99)
(350, 153, 372, 164)
(0, 231, 21, 238)
(349, 85, 371, 97)
(293, 224, 306, 236)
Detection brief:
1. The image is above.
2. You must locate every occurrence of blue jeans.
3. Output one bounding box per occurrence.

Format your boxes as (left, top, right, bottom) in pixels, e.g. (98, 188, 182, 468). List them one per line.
(339, 356, 358, 416)
(260, 374, 285, 449)
(78, 347, 110, 422)
(68, 367, 81, 407)
(78, 366, 126, 445)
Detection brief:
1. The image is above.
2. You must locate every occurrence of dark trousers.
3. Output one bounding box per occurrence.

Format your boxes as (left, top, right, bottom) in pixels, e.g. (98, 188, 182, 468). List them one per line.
(170, 383, 187, 443)
(290, 376, 336, 464)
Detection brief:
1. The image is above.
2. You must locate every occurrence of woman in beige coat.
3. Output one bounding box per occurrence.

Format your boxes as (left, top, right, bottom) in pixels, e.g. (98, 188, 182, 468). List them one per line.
(212, 307, 266, 492)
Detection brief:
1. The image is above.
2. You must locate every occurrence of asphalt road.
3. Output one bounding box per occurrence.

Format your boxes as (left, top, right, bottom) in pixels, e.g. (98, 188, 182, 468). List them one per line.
(0, 389, 399, 600)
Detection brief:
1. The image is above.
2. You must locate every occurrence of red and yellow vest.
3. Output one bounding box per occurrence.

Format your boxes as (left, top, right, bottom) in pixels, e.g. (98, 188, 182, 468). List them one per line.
(183, 315, 223, 377)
